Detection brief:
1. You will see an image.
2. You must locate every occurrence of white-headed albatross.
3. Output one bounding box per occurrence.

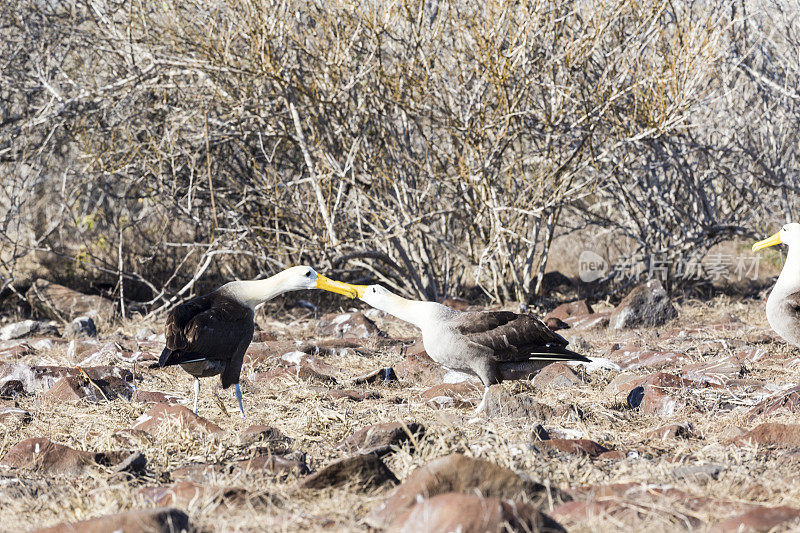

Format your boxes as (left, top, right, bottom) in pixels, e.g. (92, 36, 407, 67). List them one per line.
(753, 223, 800, 348)
(158, 266, 357, 417)
(348, 284, 590, 413)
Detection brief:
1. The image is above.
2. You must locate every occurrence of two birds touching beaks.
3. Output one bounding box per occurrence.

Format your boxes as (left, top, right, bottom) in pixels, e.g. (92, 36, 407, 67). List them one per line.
(158, 266, 589, 417)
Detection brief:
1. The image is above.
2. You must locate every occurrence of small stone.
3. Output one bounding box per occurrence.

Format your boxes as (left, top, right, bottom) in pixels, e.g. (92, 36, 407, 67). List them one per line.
(390, 493, 565, 532)
(608, 280, 677, 330)
(130, 390, 182, 405)
(0, 438, 134, 475)
(337, 422, 424, 456)
(647, 424, 692, 440)
(31, 507, 190, 533)
(545, 300, 593, 322)
(746, 385, 800, 421)
(394, 351, 447, 387)
(318, 311, 384, 339)
(366, 453, 561, 529)
(0, 320, 52, 340)
(299, 453, 398, 490)
(239, 425, 291, 448)
(40, 374, 132, 403)
(351, 367, 398, 385)
(546, 317, 570, 330)
(131, 404, 223, 435)
(419, 382, 480, 408)
(564, 311, 611, 330)
(710, 506, 800, 533)
(63, 316, 97, 339)
(484, 385, 558, 419)
(533, 363, 583, 390)
(537, 439, 611, 458)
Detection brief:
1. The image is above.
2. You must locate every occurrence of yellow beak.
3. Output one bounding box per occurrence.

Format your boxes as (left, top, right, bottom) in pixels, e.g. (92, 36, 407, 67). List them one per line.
(752, 232, 782, 252)
(350, 285, 368, 299)
(315, 275, 361, 298)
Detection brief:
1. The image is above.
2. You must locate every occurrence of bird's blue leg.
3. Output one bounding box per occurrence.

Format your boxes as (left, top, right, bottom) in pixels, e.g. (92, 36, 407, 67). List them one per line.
(193, 378, 200, 414)
(234, 383, 245, 418)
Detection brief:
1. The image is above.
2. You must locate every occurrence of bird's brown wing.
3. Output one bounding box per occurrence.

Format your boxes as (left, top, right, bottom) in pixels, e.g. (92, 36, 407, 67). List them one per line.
(164, 293, 214, 352)
(451, 311, 587, 363)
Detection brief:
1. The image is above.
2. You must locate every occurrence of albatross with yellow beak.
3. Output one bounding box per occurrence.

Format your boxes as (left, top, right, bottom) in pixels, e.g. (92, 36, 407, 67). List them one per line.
(158, 266, 357, 417)
(753, 223, 800, 348)
(347, 284, 590, 413)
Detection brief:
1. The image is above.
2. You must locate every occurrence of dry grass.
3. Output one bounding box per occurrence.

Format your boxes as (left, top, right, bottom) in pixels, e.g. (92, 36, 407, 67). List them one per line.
(2, 297, 800, 532)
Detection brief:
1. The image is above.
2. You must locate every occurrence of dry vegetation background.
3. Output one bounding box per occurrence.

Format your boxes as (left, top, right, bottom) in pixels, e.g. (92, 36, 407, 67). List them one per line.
(1, 0, 799, 313)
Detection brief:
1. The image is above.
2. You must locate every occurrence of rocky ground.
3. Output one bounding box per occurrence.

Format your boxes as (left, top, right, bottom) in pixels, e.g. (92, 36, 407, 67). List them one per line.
(2, 280, 800, 532)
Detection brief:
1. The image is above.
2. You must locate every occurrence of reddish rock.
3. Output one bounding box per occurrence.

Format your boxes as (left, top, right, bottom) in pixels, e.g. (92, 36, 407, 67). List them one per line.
(40, 374, 132, 403)
(138, 481, 252, 508)
(546, 317, 570, 331)
(311, 387, 381, 401)
(710, 506, 800, 532)
(747, 385, 800, 421)
(439, 297, 472, 311)
(596, 450, 628, 460)
(533, 363, 583, 390)
(337, 422, 424, 455)
(394, 351, 446, 387)
(564, 311, 611, 330)
(0, 340, 33, 359)
(0, 405, 31, 424)
(318, 311, 383, 339)
(131, 404, 223, 435)
(32, 507, 189, 533)
(0, 438, 134, 475)
(171, 453, 309, 481)
(252, 365, 337, 384)
(608, 279, 677, 329)
(0, 363, 132, 395)
(609, 345, 689, 371)
(608, 372, 691, 396)
(731, 423, 800, 449)
(681, 357, 741, 386)
(130, 390, 181, 405)
(299, 453, 398, 490)
(484, 385, 559, 419)
(419, 382, 480, 408)
(390, 493, 564, 532)
(647, 424, 692, 440)
(26, 279, 115, 325)
(239, 424, 291, 448)
(628, 382, 685, 417)
(252, 331, 278, 342)
(545, 300, 593, 322)
(366, 453, 557, 529)
(538, 439, 610, 458)
(243, 340, 300, 366)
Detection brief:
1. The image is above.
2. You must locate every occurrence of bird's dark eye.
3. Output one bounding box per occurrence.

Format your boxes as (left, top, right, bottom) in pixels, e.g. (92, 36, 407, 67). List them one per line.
(305, 270, 312, 277)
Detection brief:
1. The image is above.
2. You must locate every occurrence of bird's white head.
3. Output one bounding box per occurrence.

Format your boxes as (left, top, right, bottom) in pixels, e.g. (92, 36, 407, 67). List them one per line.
(225, 266, 358, 309)
(753, 223, 800, 252)
(353, 284, 393, 310)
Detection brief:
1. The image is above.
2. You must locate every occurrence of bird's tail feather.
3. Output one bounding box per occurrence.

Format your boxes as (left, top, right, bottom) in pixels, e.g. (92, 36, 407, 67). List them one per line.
(528, 345, 591, 362)
(158, 348, 207, 368)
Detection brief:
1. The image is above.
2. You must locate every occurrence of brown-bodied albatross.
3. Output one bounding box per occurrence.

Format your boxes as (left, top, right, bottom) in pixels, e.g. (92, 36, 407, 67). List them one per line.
(158, 266, 357, 417)
(347, 284, 590, 413)
(753, 223, 800, 348)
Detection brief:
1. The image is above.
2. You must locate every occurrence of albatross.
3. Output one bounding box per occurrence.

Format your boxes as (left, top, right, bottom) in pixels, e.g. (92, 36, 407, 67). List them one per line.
(753, 223, 800, 348)
(345, 284, 590, 412)
(158, 266, 357, 417)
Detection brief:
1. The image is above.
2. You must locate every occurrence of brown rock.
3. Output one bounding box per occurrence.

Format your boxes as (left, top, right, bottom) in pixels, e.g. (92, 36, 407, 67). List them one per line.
(0, 363, 132, 395)
(0, 438, 134, 475)
(130, 390, 182, 405)
(390, 492, 565, 532)
(278, 351, 342, 376)
(311, 387, 381, 401)
(419, 382, 480, 408)
(318, 311, 383, 339)
(366, 453, 559, 529)
(731, 423, 800, 449)
(608, 280, 677, 330)
(545, 300, 593, 322)
(538, 439, 611, 458)
(239, 425, 291, 450)
(251, 365, 337, 384)
(394, 351, 446, 387)
(484, 385, 558, 419)
(299, 453, 398, 490)
(243, 340, 299, 366)
(609, 345, 689, 371)
(171, 453, 309, 481)
(747, 385, 800, 421)
(533, 363, 583, 390)
(439, 297, 472, 311)
(627, 382, 685, 417)
(40, 374, 132, 403)
(138, 481, 252, 508)
(0, 339, 34, 359)
(350, 367, 398, 385)
(26, 279, 115, 326)
(337, 422, 424, 456)
(681, 357, 741, 386)
(32, 507, 189, 533)
(131, 404, 223, 435)
(545, 317, 570, 331)
(710, 506, 800, 532)
(647, 424, 692, 440)
(564, 311, 611, 330)
(0, 405, 32, 424)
